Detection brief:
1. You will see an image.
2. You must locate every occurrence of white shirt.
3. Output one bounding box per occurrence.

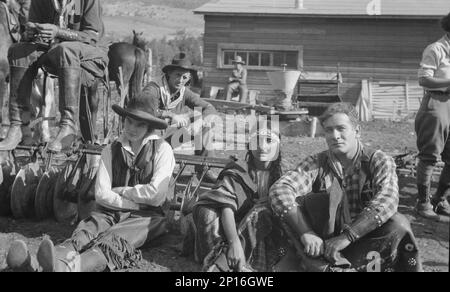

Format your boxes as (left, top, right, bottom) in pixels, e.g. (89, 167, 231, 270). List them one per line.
(95, 132, 175, 211)
(418, 34, 450, 92)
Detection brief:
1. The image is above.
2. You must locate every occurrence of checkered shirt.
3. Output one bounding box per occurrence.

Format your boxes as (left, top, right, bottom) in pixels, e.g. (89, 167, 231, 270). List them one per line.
(269, 149, 399, 226)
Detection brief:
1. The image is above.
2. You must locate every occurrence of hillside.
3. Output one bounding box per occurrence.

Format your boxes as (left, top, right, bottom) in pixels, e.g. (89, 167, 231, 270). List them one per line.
(102, 0, 209, 41)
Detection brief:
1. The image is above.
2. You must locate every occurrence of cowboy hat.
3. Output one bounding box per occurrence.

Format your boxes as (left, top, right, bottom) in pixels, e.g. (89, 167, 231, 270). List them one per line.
(232, 56, 246, 65)
(162, 52, 199, 84)
(112, 92, 168, 130)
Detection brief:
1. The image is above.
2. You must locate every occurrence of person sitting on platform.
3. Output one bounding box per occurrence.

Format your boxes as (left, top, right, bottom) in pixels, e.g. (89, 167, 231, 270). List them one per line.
(225, 56, 248, 103)
(144, 52, 218, 183)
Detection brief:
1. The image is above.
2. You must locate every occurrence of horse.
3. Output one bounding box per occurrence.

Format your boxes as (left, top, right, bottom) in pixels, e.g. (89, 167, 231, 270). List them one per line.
(108, 31, 147, 106)
(132, 30, 152, 85)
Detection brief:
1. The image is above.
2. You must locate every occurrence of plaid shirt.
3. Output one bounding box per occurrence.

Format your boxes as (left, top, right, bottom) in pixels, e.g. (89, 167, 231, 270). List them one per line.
(269, 148, 399, 227)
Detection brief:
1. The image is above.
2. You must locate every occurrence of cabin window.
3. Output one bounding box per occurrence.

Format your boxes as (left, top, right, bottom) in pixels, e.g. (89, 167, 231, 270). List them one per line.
(218, 43, 303, 71)
(222, 50, 298, 69)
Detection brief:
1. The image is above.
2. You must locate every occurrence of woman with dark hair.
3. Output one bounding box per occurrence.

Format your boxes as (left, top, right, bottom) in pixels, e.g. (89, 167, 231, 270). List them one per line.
(191, 126, 282, 271)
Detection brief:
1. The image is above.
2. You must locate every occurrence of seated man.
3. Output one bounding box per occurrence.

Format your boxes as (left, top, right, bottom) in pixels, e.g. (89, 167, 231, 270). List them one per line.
(144, 52, 218, 182)
(0, 0, 108, 151)
(268, 103, 421, 272)
(6, 90, 176, 272)
(225, 56, 248, 102)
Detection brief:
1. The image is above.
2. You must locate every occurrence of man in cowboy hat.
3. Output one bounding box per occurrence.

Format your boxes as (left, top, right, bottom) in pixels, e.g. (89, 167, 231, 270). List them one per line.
(0, 0, 108, 152)
(225, 55, 248, 102)
(144, 52, 219, 183)
(414, 12, 450, 218)
(6, 88, 176, 272)
(269, 103, 421, 272)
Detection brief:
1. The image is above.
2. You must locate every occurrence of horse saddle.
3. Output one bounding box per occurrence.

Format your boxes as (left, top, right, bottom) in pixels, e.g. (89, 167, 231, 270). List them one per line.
(1, 1, 20, 43)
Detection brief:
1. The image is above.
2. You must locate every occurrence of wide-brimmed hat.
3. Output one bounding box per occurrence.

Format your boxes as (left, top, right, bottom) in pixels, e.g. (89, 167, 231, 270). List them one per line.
(162, 52, 199, 80)
(112, 92, 168, 130)
(232, 56, 246, 65)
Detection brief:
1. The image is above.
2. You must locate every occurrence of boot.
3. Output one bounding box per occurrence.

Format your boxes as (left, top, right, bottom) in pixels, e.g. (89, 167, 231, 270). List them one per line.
(431, 164, 450, 216)
(6, 240, 39, 272)
(37, 237, 108, 272)
(0, 66, 34, 150)
(415, 184, 439, 219)
(47, 68, 81, 152)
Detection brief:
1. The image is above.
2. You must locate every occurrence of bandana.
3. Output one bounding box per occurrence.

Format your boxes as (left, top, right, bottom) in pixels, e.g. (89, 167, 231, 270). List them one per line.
(327, 141, 362, 180)
(159, 75, 185, 110)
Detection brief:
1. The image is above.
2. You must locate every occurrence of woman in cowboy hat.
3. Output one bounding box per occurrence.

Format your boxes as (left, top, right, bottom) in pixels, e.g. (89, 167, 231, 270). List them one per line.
(225, 55, 248, 102)
(190, 122, 283, 272)
(143, 52, 219, 183)
(6, 88, 176, 272)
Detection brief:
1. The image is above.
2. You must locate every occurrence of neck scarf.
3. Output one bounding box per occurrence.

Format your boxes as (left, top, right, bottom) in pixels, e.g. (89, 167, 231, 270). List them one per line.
(326, 141, 362, 180)
(159, 75, 185, 110)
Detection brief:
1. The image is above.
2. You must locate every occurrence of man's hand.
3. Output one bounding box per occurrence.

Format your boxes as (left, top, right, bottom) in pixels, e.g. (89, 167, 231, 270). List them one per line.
(227, 240, 246, 272)
(36, 23, 59, 42)
(23, 22, 38, 42)
(171, 114, 190, 128)
(300, 232, 324, 258)
(324, 234, 351, 263)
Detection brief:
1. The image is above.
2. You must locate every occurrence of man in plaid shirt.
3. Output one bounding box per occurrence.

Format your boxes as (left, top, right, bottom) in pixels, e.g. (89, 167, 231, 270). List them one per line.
(269, 103, 421, 271)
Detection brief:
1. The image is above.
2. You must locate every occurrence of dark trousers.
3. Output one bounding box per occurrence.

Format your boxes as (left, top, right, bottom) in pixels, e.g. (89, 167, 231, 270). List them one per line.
(226, 82, 248, 102)
(415, 92, 450, 165)
(7, 41, 107, 123)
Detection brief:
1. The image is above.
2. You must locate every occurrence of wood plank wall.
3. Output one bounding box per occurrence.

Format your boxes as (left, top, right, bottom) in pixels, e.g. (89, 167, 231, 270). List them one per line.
(201, 15, 443, 106)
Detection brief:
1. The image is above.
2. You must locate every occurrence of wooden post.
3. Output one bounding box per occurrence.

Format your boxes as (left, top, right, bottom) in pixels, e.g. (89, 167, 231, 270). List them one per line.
(405, 80, 410, 115)
(199, 45, 204, 64)
(368, 78, 373, 114)
(146, 48, 152, 84)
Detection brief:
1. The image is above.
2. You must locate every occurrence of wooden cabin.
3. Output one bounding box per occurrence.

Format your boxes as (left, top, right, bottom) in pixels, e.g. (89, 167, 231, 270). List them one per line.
(194, 0, 448, 109)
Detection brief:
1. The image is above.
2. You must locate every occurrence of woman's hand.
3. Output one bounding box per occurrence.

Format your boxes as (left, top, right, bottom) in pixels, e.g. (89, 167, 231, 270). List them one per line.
(112, 187, 129, 196)
(227, 240, 246, 272)
(300, 231, 324, 258)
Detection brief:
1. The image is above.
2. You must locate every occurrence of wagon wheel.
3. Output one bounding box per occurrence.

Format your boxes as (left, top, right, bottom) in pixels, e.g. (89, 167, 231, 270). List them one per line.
(0, 159, 18, 216)
(10, 161, 43, 219)
(53, 158, 81, 224)
(34, 166, 62, 220)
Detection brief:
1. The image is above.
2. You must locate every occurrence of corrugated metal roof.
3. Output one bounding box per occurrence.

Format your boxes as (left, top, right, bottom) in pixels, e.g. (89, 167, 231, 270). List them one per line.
(194, 0, 448, 18)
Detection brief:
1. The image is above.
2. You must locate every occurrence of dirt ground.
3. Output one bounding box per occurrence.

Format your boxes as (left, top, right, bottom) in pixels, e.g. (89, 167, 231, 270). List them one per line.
(0, 120, 448, 272)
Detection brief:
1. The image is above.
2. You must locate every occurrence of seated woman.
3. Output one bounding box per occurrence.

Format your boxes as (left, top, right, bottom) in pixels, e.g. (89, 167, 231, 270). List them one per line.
(6, 90, 175, 272)
(192, 126, 282, 272)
